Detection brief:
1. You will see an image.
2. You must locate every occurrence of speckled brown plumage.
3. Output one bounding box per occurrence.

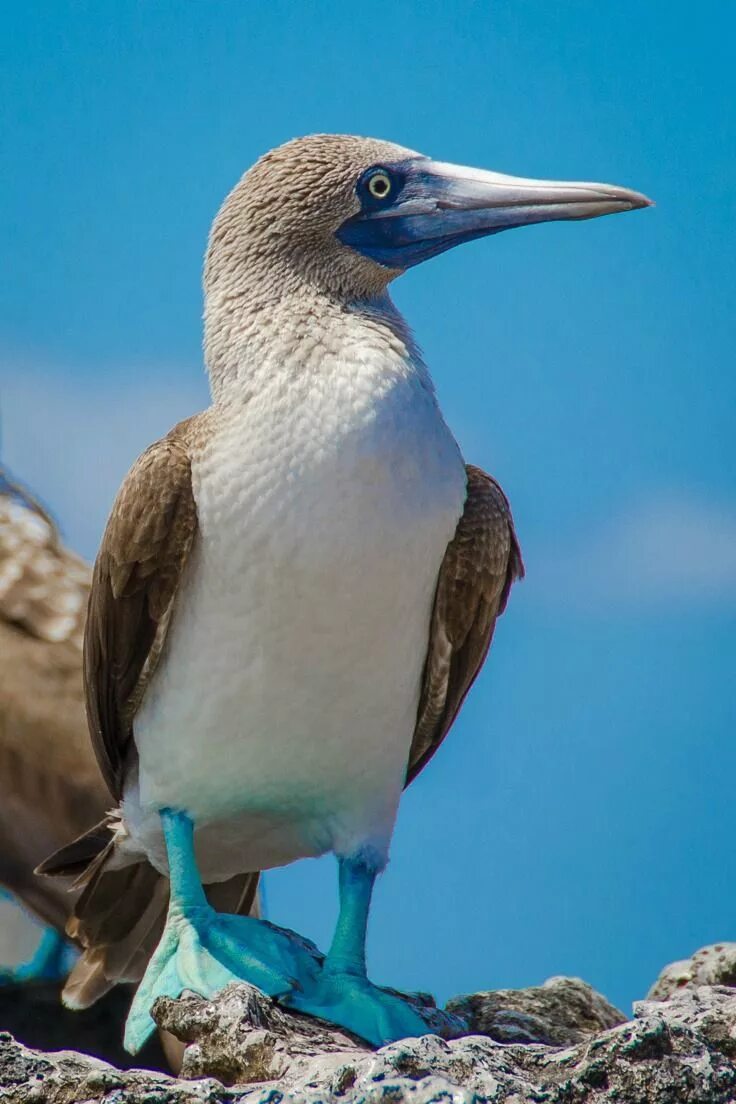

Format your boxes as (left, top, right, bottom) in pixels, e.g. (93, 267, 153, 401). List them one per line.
(0, 473, 107, 930)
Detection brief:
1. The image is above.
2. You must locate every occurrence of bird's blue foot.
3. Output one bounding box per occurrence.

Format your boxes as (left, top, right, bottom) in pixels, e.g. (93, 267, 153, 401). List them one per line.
(124, 808, 321, 1054)
(282, 851, 439, 1047)
(0, 926, 73, 985)
(125, 901, 320, 1052)
(284, 968, 434, 1047)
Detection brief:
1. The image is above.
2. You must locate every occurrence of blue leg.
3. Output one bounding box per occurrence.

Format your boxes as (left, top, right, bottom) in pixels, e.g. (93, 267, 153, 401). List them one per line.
(283, 853, 435, 1047)
(0, 925, 73, 984)
(124, 809, 320, 1054)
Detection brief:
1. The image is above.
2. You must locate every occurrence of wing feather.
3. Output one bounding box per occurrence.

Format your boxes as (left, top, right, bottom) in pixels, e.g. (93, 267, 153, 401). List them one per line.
(407, 464, 523, 786)
(84, 420, 198, 799)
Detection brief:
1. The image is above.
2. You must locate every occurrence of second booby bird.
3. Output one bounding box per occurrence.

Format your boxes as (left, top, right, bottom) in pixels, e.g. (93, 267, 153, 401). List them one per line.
(0, 471, 105, 982)
(41, 135, 650, 1051)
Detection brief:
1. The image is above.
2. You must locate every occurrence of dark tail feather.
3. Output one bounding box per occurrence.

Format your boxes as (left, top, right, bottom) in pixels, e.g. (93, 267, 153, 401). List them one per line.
(35, 819, 112, 879)
(38, 822, 260, 1010)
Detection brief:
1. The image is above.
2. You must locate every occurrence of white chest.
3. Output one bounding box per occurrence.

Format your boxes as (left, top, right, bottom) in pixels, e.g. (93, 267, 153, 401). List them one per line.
(199, 344, 463, 578)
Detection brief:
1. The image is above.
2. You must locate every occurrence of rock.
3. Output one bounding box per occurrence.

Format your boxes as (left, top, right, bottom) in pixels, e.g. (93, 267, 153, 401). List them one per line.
(447, 975, 626, 1044)
(154, 982, 467, 1085)
(648, 942, 736, 1000)
(0, 1032, 235, 1103)
(3, 978, 736, 1102)
(153, 982, 736, 1101)
(155, 983, 370, 1086)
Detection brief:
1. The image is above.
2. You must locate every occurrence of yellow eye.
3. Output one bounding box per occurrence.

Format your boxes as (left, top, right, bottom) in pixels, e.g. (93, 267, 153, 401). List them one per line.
(367, 172, 392, 200)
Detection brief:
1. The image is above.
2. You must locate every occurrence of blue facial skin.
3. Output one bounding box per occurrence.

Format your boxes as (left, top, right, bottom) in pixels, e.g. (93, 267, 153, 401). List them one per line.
(337, 159, 521, 269)
(336, 159, 649, 269)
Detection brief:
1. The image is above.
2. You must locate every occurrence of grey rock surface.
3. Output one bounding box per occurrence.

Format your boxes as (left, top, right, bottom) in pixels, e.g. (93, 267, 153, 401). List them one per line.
(0, 1032, 237, 1103)
(648, 942, 736, 1000)
(2, 974, 736, 1102)
(155, 983, 467, 1085)
(447, 974, 626, 1045)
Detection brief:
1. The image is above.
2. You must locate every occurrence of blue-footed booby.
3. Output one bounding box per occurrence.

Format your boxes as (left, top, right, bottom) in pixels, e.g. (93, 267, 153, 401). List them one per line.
(39, 135, 650, 1051)
(0, 471, 104, 979)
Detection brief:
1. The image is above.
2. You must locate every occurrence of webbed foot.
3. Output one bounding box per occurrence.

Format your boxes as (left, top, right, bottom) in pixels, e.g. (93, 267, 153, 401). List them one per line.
(0, 927, 72, 985)
(284, 969, 436, 1047)
(124, 904, 320, 1053)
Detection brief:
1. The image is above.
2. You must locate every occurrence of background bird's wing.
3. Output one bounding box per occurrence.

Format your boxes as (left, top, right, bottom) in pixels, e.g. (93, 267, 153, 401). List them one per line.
(406, 464, 523, 786)
(84, 419, 198, 800)
(0, 469, 90, 646)
(0, 471, 107, 930)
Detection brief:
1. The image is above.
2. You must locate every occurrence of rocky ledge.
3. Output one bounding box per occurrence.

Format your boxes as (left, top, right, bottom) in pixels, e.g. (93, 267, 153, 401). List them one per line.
(2, 943, 736, 1103)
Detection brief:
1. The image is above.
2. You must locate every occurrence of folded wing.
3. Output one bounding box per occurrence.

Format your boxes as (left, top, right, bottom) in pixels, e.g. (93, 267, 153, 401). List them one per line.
(407, 464, 523, 786)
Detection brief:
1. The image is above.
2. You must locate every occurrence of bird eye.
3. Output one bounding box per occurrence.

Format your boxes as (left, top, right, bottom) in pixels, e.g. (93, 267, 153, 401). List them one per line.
(367, 171, 392, 200)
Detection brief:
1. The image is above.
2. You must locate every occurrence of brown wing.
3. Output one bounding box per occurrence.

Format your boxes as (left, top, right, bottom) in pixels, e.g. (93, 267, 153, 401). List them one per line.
(0, 472, 108, 930)
(84, 420, 198, 799)
(406, 464, 523, 786)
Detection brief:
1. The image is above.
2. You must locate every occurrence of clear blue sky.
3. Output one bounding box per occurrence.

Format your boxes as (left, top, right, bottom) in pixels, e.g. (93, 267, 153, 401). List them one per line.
(1, 1, 734, 1014)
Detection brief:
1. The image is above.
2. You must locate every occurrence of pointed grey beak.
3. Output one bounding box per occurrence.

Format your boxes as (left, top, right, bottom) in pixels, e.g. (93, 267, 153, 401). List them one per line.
(426, 160, 652, 226)
(338, 157, 652, 269)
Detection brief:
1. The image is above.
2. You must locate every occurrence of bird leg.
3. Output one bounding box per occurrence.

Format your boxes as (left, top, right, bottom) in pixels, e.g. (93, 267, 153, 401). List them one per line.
(283, 852, 436, 1047)
(124, 808, 319, 1054)
(325, 854, 375, 976)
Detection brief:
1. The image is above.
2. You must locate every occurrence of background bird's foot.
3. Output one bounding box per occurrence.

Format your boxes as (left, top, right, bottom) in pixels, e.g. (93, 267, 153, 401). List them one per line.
(0, 927, 73, 985)
(124, 905, 321, 1053)
(283, 969, 438, 1048)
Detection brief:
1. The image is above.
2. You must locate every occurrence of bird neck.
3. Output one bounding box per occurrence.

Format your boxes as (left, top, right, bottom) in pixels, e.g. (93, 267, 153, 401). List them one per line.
(204, 285, 425, 405)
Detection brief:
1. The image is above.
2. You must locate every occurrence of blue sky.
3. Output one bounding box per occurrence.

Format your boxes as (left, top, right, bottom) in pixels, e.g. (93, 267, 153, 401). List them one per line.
(1, 1, 735, 1014)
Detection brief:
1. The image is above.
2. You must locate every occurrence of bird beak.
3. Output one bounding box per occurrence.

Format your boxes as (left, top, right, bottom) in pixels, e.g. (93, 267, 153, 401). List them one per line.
(337, 158, 652, 269)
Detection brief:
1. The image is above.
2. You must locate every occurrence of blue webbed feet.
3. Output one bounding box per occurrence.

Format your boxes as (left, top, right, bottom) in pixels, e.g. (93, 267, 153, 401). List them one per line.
(0, 926, 73, 985)
(124, 903, 320, 1053)
(283, 968, 436, 1048)
(279, 852, 437, 1046)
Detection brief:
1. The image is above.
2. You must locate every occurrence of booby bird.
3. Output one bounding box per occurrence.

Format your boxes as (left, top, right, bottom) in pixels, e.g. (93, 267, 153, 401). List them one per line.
(40, 135, 650, 1051)
(0, 471, 105, 977)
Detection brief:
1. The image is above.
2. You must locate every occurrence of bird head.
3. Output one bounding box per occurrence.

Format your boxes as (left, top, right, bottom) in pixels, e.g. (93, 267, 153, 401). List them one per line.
(206, 133, 651, 302)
